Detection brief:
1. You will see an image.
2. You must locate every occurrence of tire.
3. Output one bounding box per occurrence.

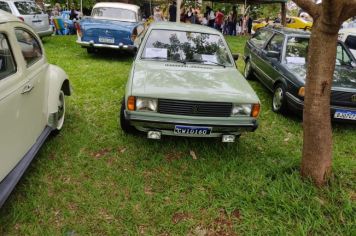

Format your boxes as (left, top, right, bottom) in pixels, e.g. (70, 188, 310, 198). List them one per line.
(244, 60, 254, 80)
(120, 100, 136, 134)
(272, 83, 288, 114)
(52, 90, 65, 136)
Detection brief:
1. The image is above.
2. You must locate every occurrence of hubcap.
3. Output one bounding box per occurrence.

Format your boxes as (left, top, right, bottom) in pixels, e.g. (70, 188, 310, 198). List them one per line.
(244, 61, 250, 78)
(57, 91, 65, 129)
(273, 87, 283, 111)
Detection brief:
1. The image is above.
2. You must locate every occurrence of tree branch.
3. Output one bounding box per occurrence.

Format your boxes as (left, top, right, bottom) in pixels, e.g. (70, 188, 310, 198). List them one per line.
(292, 0, 319, 18)
(340, 0, 356, 22)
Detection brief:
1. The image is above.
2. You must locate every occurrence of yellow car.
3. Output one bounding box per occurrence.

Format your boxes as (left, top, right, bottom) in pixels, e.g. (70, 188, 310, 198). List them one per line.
(286, 17, 312, 30)
(252, 19, 269, 31)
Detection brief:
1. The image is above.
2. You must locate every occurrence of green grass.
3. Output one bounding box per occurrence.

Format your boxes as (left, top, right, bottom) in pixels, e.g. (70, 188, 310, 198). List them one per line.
(0, 35, 355, 235)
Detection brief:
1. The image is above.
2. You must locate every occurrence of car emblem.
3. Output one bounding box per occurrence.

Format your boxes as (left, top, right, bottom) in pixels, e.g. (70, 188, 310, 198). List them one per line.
(352, 94, 356, 102)
(192, 105, 199, 114)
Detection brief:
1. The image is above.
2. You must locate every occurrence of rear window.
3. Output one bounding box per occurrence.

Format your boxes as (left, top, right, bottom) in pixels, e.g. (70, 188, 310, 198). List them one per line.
(345, 35, 356, 50)
(250, 30, 273, 48)
(0, 2, 12, 13)
(14, 1, 43, 15)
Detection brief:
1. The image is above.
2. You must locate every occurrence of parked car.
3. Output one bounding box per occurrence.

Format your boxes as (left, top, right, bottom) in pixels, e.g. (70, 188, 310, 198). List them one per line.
(77, 2, 145, 54)
(120, 22, 261, 142)
(244, 27, 356, 122)
(338, 28, 356, 58)
(0, 0, 53, 38)
(252, 17, 312, 33)
(0, 11, 71, 207)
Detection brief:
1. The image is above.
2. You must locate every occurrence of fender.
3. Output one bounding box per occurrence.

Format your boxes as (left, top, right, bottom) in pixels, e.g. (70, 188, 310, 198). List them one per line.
(46, 64, 71, 128)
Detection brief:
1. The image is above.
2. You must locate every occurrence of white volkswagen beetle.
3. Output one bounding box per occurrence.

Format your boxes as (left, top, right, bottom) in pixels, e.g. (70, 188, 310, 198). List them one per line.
(0, 11, 71, 207)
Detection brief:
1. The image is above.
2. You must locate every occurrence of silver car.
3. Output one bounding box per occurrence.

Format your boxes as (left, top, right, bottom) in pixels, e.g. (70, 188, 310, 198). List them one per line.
(0, 0, 52, 37)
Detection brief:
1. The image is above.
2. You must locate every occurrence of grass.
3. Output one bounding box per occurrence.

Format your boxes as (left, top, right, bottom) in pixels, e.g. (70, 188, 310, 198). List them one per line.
(0, 35, 355, 235)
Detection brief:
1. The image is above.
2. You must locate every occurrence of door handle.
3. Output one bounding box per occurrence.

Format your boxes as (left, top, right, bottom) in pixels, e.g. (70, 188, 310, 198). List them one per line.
(21, 84, 34, 94)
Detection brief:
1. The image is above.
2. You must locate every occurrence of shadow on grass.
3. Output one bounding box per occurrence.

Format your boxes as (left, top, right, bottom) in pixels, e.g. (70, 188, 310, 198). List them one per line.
(84, 49, 135, 62)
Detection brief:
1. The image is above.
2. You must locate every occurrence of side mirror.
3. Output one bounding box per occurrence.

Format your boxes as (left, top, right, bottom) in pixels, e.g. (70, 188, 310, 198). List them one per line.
(232, 53, 239, 61)
(266, 51, 280, 59)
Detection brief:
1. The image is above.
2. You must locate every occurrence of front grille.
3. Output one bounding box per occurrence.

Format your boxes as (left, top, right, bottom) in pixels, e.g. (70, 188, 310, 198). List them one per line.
(158, 99, 232, 117)
(331, 90, 356, 107)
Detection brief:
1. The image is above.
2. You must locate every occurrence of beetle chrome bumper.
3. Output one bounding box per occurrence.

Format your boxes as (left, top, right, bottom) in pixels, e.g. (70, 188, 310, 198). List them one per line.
(76, 40, 136, 50)
(124, 111, 258, 137)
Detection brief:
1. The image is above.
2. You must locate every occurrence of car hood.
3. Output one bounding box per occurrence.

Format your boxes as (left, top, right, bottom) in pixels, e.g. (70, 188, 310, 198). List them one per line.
(80, 17, 138, 31)
(284, 63, 356, 89)
(131, 61, 260, 104)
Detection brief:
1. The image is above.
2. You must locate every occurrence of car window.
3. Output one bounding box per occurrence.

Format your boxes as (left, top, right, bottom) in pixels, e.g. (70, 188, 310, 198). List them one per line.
(345, 35, 356, 50)
(15, 29, 42, 67)
(265, 33, 284, 53)
(250, 30, 273, 48)
(0, 33, 16, 80)
(285, 37, 309, 64)
(0, 2, 12, 13)
(141, 29, 233, 66)
(336, 44, 352, 66)
(92, 7, 137, 21)
(14, 1, 43, 15)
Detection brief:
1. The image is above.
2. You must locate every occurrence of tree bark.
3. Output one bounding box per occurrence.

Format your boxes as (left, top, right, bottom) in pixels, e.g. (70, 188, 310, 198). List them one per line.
(301, 16, 338, 186)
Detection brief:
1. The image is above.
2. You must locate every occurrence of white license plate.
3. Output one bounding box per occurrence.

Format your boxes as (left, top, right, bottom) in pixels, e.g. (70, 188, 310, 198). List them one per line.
(99, 37, 114, 44)
(334, 110, 356, 120)
(174, 125, 212, 136)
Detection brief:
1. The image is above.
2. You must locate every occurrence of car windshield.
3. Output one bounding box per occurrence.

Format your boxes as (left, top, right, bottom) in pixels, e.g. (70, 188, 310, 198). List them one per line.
(285, 37, 309, 65)
(91, 7, 136, 21)
(14, 2, 43, 15)
(285, 36, 353, 66)
(141, 29, 233, 66)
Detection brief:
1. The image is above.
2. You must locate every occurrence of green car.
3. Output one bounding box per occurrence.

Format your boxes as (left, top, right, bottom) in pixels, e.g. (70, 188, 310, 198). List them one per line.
(120, 22, 260, 142)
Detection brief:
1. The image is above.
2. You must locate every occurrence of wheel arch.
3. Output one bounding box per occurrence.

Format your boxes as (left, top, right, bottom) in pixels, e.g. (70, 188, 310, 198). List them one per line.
(46, 65, 71, 128)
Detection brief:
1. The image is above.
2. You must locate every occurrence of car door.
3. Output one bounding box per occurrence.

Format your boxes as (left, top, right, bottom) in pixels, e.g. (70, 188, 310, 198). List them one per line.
(0, 31, 30, 182)
(14, 27, 47, 141)
(247, 29, 274, 78)
(259, 33, 285, 89)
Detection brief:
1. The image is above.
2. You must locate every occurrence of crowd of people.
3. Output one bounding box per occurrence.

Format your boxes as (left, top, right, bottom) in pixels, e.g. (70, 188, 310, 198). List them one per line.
(150, 2, 254, 36)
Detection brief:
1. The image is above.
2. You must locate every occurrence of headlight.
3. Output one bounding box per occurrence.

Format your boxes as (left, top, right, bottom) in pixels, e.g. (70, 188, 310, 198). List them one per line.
(231, 104, 252, 116)
(136, 97, 158, 112)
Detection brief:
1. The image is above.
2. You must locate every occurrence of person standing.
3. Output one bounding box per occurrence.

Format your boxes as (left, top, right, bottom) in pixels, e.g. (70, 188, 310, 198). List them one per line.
(153, 6, 164, 22)
(232, 6, 237, 36)
(214, 9, 224, 32)
(247, 15, 253, 35)
(205, 6, 215, 28)
(169, 1, 177, 22)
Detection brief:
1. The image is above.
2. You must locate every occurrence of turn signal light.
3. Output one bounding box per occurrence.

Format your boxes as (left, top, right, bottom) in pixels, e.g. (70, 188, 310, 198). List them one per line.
(298, 87, 305, 97)
(251, 104, 260, 118)
(127, 96, 135, 111)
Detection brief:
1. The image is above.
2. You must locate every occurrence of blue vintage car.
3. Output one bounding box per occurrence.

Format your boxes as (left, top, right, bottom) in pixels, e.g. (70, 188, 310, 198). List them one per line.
(77, 2, 145, 53)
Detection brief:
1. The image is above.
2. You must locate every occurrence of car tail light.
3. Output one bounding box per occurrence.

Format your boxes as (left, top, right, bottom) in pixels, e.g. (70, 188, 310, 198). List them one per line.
(251, 104, 260, 118)
(18, 17, 24, 21)
(298, 87, 305, 97)
(127, 96, 135, 111)
(77, 24, 82, 37)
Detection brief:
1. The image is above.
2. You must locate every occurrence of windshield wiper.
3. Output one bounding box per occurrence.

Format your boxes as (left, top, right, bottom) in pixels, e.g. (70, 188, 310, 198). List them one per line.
(141, 57, 187, 64)
(184, 58, 226, 68)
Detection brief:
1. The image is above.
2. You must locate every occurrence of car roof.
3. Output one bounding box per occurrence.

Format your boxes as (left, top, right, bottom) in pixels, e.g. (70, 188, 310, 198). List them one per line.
(263, 26, 311, 36)
(0, 9, 20, 23)
(149, 21, 222, 35)
(93, 2, 140, 12)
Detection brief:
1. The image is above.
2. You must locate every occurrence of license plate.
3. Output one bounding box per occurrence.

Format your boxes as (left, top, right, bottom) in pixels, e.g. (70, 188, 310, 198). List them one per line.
(334, 110, 356, 120)
(174, 125, 212, 135)
(99, 37, 114, 44)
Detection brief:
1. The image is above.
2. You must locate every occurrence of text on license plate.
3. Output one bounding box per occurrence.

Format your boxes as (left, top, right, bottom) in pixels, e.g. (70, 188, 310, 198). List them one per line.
(174, 125, 212, 135)
(99, 37, 114, 44)
(334, 110, 356, 120)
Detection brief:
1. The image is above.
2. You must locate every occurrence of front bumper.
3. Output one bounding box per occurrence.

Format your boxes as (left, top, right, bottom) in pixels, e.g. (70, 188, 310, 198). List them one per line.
(286, 92, 356, 122)
(37, 27, 54, 37)
(125, 111, 258, 137)
(76, 40, 136, 51)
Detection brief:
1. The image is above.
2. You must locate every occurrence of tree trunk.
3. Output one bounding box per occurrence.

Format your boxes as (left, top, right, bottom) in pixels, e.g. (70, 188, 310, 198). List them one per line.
(301, 17, 339, 186)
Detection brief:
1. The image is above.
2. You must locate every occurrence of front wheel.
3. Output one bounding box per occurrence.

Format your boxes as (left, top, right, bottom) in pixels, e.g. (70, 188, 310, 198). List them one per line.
(244, 60, 254, 80)
(120, 100, 136, 134)
(272, 83, 288, 113)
